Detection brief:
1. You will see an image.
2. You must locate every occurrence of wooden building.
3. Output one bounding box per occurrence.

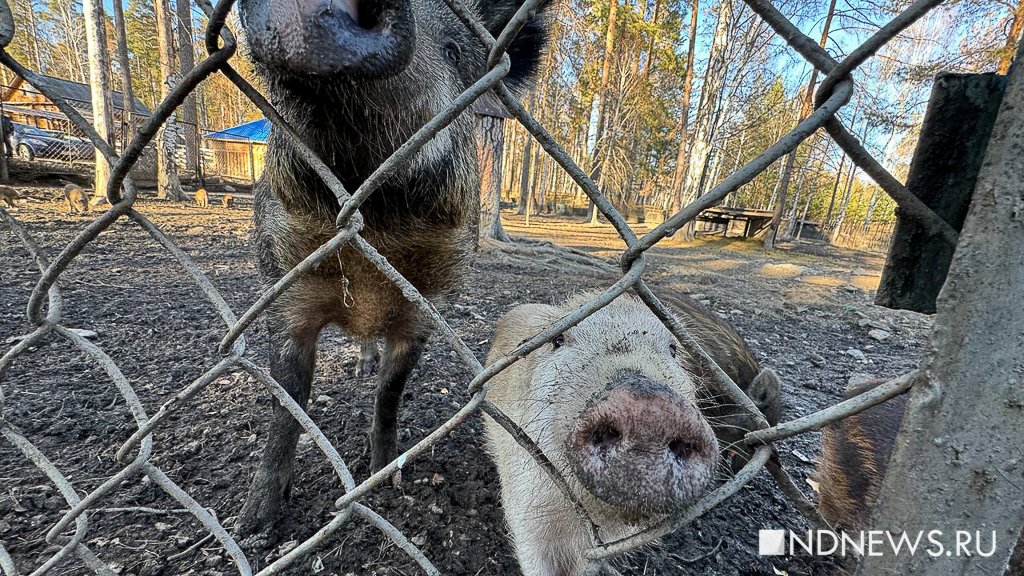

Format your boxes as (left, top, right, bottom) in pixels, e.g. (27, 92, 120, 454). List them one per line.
(200, 119, 269, 184)
(1, 73, 150, 135)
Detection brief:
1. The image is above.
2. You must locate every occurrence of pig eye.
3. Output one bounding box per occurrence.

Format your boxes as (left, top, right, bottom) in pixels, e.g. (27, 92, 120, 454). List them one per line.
(551, 333, 565, 349)
(669, 343, 679, 358)
(443, 41, 461, 64)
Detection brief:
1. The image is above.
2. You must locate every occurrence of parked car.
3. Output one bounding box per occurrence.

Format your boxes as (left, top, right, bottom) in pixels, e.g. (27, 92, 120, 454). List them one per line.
(11, 123, 93, 162)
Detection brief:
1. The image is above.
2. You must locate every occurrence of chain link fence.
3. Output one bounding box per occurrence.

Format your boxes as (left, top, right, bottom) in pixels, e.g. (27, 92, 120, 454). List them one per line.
(0, 0, 1006, 573)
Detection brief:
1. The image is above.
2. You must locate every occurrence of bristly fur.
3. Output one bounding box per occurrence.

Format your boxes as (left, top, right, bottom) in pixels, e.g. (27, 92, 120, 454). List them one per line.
(234, 0, 551, 534)
(816, 378, 906, 532)
(478, 0, 551, 91)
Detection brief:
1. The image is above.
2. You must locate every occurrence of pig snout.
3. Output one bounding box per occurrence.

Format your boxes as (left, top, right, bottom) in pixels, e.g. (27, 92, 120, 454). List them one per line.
(566, 372, 719, 517)
(240, 0, 415, 77)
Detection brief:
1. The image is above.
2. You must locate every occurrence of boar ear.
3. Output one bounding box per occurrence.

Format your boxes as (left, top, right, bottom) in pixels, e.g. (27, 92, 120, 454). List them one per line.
(477, 0, 550, 87)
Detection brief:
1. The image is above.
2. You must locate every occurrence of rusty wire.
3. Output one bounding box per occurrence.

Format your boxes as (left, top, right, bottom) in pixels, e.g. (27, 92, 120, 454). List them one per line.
(0, 0, 959, 572)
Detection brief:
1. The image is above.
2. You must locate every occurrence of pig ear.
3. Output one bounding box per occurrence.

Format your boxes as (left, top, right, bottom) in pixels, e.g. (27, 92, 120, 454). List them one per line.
(476, 0, 550, 87)
(490, 303, 561, 359)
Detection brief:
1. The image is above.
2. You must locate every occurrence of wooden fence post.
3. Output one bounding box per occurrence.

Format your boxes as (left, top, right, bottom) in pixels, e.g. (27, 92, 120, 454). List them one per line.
(875, 73, 1007, 313)
(248, 140, 256, 185)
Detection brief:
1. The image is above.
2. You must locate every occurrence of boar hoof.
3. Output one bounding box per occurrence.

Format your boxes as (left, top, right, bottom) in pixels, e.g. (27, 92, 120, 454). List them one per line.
(367, 434, 397, 473)
(369, 445, 397, 473)
(235, 485, 285, 536)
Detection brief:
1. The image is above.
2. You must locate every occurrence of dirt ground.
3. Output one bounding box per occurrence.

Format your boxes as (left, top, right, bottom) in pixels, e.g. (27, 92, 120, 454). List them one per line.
(1, 186, 935, 576)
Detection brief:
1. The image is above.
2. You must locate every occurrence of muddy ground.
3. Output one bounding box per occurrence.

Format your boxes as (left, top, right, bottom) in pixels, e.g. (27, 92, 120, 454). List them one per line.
(1, 186, 935, 575)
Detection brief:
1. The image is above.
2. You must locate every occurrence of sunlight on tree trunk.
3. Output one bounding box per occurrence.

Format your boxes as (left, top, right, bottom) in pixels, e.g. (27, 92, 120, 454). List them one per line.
(518, 134, 533, 217)
(176, 0, 198, 177)
(587, 0, 619, 227)
(666, 0, 700, 220)
(677, 0, 732, 241)
(82, 0, 113, 202)
(783, 164, 808, 237)
(476, 113, 510, 242)
(112, 0, 135, 143)
(823, 153, 845, 226)
(155, 0, 183, 200)
(25, 3, 42, 70)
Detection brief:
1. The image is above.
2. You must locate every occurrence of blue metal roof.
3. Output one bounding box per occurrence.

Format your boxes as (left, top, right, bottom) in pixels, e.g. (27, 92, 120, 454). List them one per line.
(204, 118, 269, 142)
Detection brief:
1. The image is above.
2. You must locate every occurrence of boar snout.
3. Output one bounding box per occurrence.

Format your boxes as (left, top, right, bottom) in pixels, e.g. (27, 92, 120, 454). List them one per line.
(240, 0, 415, 78)
(567, 372, 719, 518)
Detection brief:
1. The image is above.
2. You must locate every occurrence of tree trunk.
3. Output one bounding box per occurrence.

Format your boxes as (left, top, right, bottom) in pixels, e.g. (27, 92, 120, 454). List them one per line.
(112, 0, 135, 144)
(764, 160, 785, 211)
(783, 165, 807, 238)
(587, 0, 620, 225)
(82, 0, 114, 202)
(155, 0, 183, 200)
(517, 135, 533, 217)
(677, 0, 732, 240)
(823, 153, 844, 226)
(997, 0, 1024, 75)
(856, 42, 1024, 574)
(589, 171, 606, 225)
(176, 0, 199, 177)
(0, 116, 7, 183)
(831, 165, 857, 239)
(861, 186, 879, 230)
(593, 0, 619, 159)
(763, 0, 837, 248)
(535, 156, 549, 213)
(666, 0, 700, 218)
(795, 186, 812, 239)
(26, 3, 42, 70)
(763, 146, 798, 246)
(502, 126, 518, 200)
(824, 97, 860, 227)
(476, 114, 510, 242)
(643, 0, 662, 78)
(55, 3, 87, 83)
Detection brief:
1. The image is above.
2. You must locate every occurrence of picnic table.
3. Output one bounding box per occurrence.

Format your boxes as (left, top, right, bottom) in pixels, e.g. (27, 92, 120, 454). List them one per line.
(697, 207, 775, 238)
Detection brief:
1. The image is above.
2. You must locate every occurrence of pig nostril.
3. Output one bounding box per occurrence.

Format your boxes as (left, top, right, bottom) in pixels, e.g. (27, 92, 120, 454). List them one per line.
(668, 438, 698, 460)
(358, 10, 382, 31)
(589, 424, 622, 450)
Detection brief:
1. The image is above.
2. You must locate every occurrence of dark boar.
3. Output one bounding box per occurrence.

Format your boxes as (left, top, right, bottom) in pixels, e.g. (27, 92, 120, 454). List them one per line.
(485, 293, 779, 575)
(816, 378, 906, 533)
(816, 378, 1023, 574)
(234, 0, 549, 533)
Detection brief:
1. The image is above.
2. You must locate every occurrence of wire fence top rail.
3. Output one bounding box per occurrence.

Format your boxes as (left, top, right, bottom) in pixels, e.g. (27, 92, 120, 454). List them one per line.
(0, 0, 973, 573)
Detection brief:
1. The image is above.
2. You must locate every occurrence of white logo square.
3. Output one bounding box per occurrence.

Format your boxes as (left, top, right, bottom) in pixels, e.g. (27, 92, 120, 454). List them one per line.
(759, 529, 786, 556)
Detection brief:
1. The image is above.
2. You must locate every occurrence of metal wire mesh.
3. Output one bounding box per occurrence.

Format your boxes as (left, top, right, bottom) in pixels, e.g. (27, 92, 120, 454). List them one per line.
(0, 0, 964, 573)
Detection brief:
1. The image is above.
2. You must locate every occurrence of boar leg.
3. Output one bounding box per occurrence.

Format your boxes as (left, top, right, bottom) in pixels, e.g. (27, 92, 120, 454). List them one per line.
(236, 315, 318, 534)
(368, 331, 429, 471)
